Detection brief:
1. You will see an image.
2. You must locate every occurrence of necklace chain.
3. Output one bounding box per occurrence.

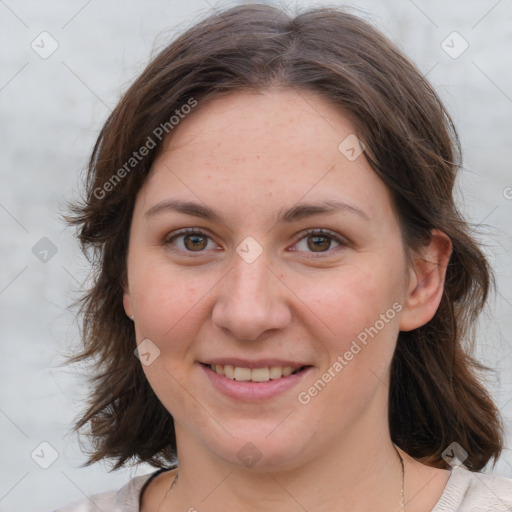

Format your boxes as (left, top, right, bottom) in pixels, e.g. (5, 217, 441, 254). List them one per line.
(394, 444, 406, 511)
(156, 470, 178, 512)
(165, 471, 179, 498)
(158, 446, 405, 511)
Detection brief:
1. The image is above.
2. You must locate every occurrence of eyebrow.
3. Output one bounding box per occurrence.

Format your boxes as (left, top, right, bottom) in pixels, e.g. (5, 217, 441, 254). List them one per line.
(144, 198, 370, 224)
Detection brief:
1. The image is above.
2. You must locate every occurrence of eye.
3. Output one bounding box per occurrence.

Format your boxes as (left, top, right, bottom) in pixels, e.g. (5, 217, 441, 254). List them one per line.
(163, 228, 218, 254)
(291, 228, 348, 255)
(163, 227, 348, 257)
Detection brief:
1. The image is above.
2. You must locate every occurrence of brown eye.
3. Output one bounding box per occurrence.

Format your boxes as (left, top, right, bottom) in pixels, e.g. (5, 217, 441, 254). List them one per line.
(183, 233, 208, 251)
(307, 235, 332, 252)
(293, 229, 346, 256)
(164, 229, 215, 254)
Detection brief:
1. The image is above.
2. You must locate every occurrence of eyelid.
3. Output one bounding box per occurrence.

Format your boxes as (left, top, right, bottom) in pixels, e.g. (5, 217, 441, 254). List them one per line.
(296, 227, 348, 243)
(289, 228, 349, 256)
(163, 226, 349, 257)
(163, 227, 220, 255)
(163, 227, 213, 243)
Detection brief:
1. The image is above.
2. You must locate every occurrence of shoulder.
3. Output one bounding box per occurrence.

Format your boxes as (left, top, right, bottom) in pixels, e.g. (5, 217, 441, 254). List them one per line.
(432, 465, 512, 511)
(52, 472, 155, 512)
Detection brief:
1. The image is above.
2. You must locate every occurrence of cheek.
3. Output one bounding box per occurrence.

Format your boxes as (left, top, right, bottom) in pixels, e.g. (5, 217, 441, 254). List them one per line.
(295, 263, 402, 426)
(130, 262, 210, 414)
(292, 255, 405, 409)
(296, 259, 403, 345)
(130, 257, 208, 343)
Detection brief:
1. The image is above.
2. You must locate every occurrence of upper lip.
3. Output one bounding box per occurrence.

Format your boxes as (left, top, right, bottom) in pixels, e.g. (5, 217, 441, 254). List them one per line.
(201, 358, 310, 369)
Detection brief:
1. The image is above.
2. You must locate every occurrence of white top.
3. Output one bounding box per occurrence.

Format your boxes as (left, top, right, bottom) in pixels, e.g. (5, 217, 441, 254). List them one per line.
(53, 465, 512, 511)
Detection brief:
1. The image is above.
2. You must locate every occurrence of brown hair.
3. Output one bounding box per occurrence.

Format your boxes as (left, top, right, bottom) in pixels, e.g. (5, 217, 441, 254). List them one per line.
(64, 3, 503, 471)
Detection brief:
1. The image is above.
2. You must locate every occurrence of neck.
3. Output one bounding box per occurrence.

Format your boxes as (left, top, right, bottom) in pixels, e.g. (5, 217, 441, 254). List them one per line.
(165, 420, 404, 512)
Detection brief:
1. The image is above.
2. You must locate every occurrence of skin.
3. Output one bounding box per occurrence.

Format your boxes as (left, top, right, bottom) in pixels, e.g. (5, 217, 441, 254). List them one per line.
(123, 88, 453, 511)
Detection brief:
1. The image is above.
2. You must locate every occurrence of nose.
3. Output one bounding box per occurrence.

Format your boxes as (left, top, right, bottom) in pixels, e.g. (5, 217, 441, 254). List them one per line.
(211, 251, 292, 341)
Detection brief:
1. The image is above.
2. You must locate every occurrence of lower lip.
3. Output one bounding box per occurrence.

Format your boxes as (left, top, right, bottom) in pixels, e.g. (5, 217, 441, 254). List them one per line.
(201, 364, 313, 402)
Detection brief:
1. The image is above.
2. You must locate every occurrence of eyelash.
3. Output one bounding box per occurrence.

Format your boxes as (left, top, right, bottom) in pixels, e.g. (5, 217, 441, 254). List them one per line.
(163, 227, 348, 257)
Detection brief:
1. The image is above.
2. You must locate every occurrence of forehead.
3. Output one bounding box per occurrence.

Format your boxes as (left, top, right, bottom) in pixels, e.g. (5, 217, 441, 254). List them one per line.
(160, 88, 357, 165)
(138, 88, 396, 226)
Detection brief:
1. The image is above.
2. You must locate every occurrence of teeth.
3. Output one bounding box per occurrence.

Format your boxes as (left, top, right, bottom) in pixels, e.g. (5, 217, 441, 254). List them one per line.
(209, 364, 300, 381)
(233, 367, 252, 381)
(269, 366, 282, 379)
(282, 367, 293, 377)
(251, 367, 270, 382)
(224, 365, 234, 379)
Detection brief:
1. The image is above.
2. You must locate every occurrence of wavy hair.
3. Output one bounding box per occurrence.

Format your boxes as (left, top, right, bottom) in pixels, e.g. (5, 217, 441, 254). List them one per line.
(64, 4, 503, 470)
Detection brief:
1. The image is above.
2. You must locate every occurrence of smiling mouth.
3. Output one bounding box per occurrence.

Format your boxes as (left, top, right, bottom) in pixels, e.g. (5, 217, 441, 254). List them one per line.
(203, 363, 309, 382)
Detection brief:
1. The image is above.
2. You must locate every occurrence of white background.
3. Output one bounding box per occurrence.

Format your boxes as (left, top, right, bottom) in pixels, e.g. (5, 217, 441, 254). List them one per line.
(1, 1, 511, 511)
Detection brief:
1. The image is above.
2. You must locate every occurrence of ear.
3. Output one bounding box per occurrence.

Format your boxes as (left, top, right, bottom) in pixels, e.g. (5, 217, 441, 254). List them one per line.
(399, 229, 452, 332)
(122, 282, 133, 319)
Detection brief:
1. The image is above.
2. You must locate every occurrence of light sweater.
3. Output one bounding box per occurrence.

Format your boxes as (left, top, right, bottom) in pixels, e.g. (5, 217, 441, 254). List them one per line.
(53, 465, 512, 511)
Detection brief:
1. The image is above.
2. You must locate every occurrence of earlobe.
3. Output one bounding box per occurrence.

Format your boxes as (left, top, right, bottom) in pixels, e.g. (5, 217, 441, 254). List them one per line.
(399, 229, 452, 332)
(123, 287, 133, 319)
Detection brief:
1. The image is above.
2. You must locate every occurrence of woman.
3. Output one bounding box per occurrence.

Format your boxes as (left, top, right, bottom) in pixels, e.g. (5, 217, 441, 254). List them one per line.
(58, 4, 511, 511)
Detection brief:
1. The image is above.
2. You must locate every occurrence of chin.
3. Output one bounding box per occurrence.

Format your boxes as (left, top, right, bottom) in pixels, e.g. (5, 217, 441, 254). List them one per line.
(199, 422, 315, 473)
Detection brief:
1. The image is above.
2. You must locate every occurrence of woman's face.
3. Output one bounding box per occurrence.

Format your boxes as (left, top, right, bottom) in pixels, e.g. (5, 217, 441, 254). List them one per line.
(124, 88, 416, 470)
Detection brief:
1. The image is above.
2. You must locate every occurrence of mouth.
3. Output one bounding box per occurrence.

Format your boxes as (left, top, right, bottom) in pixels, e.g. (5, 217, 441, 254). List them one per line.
(200, 360, 313, 401)
(203, 363, 308, 382)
